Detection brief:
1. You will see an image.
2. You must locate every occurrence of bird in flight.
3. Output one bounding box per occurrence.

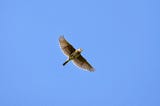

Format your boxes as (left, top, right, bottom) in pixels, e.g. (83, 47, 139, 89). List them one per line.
(59, 36, 94, 72)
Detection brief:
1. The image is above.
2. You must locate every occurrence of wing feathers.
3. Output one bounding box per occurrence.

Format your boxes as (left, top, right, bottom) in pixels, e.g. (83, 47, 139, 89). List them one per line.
(59, 36, 75, 56)
(73, 55, 94, 72)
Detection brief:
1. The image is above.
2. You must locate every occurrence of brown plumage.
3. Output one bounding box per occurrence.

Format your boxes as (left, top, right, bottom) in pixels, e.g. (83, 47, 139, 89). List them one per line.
(59, 36, 94, 72)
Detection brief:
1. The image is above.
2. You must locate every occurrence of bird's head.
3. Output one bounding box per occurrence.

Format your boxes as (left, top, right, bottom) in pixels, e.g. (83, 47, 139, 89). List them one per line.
(77, 48, 83, 52)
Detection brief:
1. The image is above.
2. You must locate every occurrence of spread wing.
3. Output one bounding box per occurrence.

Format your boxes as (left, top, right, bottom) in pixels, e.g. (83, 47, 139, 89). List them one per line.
(59, 36, 75, 56)
(73, 55, 94, 72)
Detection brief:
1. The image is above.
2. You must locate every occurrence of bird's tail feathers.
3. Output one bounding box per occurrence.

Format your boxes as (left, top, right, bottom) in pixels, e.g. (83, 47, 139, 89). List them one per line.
(63, 59, 70, 66)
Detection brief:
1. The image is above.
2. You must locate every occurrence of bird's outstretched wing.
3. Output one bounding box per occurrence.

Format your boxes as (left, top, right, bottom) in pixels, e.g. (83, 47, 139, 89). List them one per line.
(59, 36, 75, 56)
(73, 55, 94, 72)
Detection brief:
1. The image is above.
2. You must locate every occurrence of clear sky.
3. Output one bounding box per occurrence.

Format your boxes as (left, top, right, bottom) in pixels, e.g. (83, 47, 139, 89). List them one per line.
(0, 0, 160, 106)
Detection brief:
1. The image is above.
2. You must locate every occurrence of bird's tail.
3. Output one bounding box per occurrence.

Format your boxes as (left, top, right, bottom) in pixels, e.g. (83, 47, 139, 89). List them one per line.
(63, 59, 70, 66)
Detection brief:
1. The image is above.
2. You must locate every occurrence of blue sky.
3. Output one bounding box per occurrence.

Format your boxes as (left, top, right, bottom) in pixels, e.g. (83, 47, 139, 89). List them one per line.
(0, 0, 160, 106)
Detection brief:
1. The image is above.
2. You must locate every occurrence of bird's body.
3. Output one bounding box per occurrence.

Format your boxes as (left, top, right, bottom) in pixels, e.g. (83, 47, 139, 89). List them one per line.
(63, 49, 82, 66)
(69, 49, 82, 59)
(59, 36, 94, 72)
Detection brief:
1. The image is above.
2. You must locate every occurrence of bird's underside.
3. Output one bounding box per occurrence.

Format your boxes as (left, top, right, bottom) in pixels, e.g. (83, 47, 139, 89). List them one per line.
(59, 36, 94, 72)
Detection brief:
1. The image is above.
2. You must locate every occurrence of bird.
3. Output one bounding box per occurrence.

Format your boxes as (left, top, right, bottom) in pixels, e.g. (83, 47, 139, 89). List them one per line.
(59, 36, 94, 72)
